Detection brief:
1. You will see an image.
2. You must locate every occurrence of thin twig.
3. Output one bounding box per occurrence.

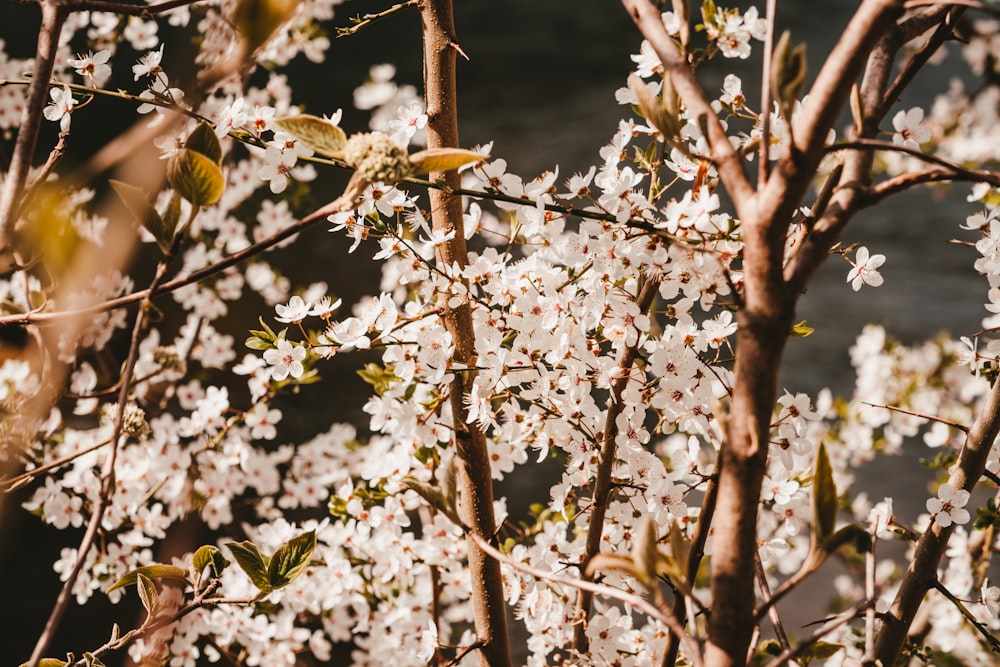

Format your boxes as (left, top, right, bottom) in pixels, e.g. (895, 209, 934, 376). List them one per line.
(763, 599, 873, 667)
(1, 437, 111, 492)
(828, 138, 1000, 187)
(336, 0, 419, 37)
(862, 401, 970, 433)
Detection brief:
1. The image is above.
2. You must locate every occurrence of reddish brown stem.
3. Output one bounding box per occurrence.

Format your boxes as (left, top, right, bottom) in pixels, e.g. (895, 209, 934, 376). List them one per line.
(419, 1, 511, 665)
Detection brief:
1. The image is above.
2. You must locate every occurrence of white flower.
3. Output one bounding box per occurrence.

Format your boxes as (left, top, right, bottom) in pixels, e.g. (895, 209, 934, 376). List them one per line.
(69, 50, 111, 85)
(274, 295, 312, 323)
(133, 45, 165, 81)
(846, 246, 886, 291)
(263, 339, 307, 381)
(982, 580, 1000, 619)
(926, 483, 971, 528)
(43, 85, 76, 132)
(892, 107, 931, 150)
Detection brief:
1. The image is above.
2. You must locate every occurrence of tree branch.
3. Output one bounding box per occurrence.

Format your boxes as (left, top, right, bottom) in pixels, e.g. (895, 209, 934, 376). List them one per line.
(874, 375, 1000, 664)
(419, 1, 511, 665)
(619, 0, 755, 219)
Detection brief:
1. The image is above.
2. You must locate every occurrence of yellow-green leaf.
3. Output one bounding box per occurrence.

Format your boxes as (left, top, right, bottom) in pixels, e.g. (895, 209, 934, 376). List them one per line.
(186, 121, 223, 165)
(193, 544, 229, 577)
(136, 572, 159, 616)
(226, 540, 272, 592)
(272, 115, 347, 158)
(107, 564, 187, 593)
(267, 530, 316, 590)
(771, 31, 807, 122)
(812, 442, 837, 543)
(232, 0, 302, 54)
(110, 179, 173, 253)
(167, 149, 225, 207)
(631, 515, 659, 586)
(20, 660, 68, 667)
(408, 147, 488, 175)
(790, 320, 814, 338)
(629, 73, 681, 141)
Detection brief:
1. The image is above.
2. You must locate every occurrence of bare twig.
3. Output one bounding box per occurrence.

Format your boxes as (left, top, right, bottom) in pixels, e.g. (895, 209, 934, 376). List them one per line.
(336, 0, 419, 37)
(863, 401, 970, 433)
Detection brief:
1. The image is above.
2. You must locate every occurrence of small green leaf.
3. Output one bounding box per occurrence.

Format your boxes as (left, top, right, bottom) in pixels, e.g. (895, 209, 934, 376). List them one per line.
(186, 121, 223, 164)
(629, 73, 681, 141)
(136, 573, 159, 616)
(83, 653, 106, 667)
(107, 564, 187, 593)
(631, 515, 659, 586)
(193, 545, 229, 577)
(245, 335, 273, 351)
(232, 0, 302, 55)
(110, 180, 173, 253)
(167, 149, 225, 207)
(586, 553, 643, 580)
(408, 147, 489, 174)
(357, 363, 402, 396)
(272, 115, 347, 158)
(771, 31, 807, 122)
(812, 442, 837, 543)
(806, 641, 844, 660)
(226, 540, 272, 592)
(790, 320, 814, 338)
(267, 530, 316, 590)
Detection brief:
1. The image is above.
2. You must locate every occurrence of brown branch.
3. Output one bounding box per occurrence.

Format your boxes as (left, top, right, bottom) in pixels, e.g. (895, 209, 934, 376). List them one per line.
(65, 0, 206, 17)
(868, 167, 1000, 202)
(419, 1, 510, 665)
(619, 0, 755, 219)
(0, 0, 68, 254)
(874, 375, 1000, 664)
(573, 277, 661, 652)
(764, 599, 873, 667)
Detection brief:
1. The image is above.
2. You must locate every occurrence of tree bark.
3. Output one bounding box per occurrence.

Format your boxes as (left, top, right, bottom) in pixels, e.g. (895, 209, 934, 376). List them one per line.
(419, 1, 512, 665)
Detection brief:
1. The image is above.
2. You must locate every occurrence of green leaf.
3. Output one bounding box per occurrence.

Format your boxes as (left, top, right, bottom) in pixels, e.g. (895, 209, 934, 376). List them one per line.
(272, 114, 347, 158)
(628, 73, 681, 141)
(245, 334, 273, 351)
(232, 0, 302, 55)
(83, 653, 106, 667)
(185, 121, 223, 164)
(226, 540, 272, 592)
(110, 180, 173, 253)
(790, 320, 814, 338)
(812, 442, 837, 543)
(193, 545, 229, 577)
(107, 564, 187, 593)
(408, 147, 489, 174)
(771, 31, 807, 122)
(19, 660, 68, 667)
(136, 573, 159, 616)
(631, 515, 659, 586)
(267, 530, 316, 590)
(167, 149, 225, 207)
(805, 641, 843, 661)
(357, 362, 402, 396)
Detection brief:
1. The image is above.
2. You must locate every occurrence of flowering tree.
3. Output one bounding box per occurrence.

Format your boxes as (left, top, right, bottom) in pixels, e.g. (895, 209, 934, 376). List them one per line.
(4, 0, 1000, 666)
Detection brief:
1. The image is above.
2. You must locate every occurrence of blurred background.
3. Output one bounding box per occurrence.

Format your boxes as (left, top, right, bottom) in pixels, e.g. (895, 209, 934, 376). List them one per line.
(0, 0, 986, 664)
